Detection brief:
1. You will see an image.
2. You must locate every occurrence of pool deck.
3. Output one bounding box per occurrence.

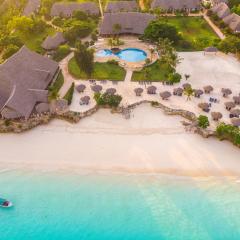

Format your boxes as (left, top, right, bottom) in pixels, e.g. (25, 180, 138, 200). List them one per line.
(94, 37, 158, 71)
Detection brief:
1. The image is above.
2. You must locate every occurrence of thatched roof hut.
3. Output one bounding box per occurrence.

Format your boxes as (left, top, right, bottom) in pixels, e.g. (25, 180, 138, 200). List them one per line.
(91, 85, 102, 93)
(230, 108, 240, 117)
(211, 112, 223, 121)
(233, 96, 240, 105)
(41, 32, 66, 50)
(147, 86, 157, 94)
(194, 89, 204, 98)
(160, 91, 171, 100)
(182, 83, 191, 90)
(105, 88, 116, 95)
(231, 118, 240, 127)
(76, 84, 86, 93)
(225, 101, 235, 110)
(35, 103, 50, 114)
(198, 102, 209, 111)
(80, 96, 90, 105)
(221, 88, 232, 97)
(105, 1, 139, 13)
(173, 87, 183, 96)
(203, 85, 213, 94)
(134, 87, 144, 96)
(50, 99, 68, 113)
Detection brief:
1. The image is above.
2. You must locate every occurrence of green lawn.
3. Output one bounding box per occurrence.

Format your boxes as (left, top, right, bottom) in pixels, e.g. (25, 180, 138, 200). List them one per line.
(159, 17, 219, 51)
(68, 57, 126, 81)
(132, 61, 172, 82)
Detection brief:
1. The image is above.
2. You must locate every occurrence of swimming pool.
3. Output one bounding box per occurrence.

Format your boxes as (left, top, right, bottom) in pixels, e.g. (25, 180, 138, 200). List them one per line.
(96, 48, 147, 62)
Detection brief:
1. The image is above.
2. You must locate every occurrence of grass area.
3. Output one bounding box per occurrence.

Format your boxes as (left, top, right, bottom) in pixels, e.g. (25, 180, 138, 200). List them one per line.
(132, 61, 172, 82)
(159, 17, 219, 51)
(49, 71, 64, 93)
(68, 57, 126, 81)
(16, 26, 55, 54)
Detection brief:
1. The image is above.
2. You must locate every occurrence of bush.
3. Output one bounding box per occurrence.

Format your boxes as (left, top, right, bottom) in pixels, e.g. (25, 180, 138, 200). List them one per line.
(48, 71, 64, 100)
(167, 72, 182, 84)
(63, 82, 75, 105)
(2, 44, 20, 60)
(216, 123, 240, 146)
(94, 92, 122, 108)
(197, 115, 210, 129)
(53, 45, 71, 62)
(107, 59, 119, 65)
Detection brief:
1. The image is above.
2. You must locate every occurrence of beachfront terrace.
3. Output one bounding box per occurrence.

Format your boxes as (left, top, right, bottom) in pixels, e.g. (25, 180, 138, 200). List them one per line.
(59, 51, 240, 129)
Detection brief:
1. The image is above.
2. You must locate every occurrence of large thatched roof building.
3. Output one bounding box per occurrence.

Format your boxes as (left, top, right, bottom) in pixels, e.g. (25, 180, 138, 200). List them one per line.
(100, 12, 155, 36)
(211, 2, 230, 19)
(151, 0, 201, 11)
(223, 13, 240, 33)
(105, 1, 139, 13)
(23, 0, 41, 16)
(0, 46, 59, 119)
(51, 2, 99, 17)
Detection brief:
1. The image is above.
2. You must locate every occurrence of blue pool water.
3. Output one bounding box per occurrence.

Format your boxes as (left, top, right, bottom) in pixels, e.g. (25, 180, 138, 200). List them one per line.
(1, 171, 240, 239)
(96, 48, 147, 62)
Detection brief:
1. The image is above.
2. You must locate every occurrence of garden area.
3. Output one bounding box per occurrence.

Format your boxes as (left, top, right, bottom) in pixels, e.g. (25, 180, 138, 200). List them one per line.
(160, 17, 219, 50)
(68, 57, 126, 81)
(146, 17, 219, 51)
(132, 61, 172, 82)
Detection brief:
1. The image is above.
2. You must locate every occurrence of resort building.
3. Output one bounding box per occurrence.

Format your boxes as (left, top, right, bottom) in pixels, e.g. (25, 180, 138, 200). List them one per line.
(105, 1, 139, 13)
(41, 32, 66, 51)
(23, 0, 41, 16)
(223, 13, 240, 33)
(211, 2, 230, 19)
(50, 2, 99, 18)
(0, 46, 59, 120)
(151, 0, 201, 12)
(99, 12, 155, 36)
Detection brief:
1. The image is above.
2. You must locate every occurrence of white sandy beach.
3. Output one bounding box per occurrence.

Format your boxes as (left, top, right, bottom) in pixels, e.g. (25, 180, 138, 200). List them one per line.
(0, 103, 239, 177)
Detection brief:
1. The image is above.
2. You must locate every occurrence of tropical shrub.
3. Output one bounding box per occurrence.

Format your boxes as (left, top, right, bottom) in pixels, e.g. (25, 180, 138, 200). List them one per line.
(94, 93, 122, 108)
(63, 82, 75, 105)
(197, 115, 210, 129)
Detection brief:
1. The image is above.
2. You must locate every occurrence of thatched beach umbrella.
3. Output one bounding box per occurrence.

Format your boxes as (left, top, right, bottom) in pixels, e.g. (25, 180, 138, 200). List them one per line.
(91, 85, 102, 93)
(225, 101, 235, 111)
(233, 96, 240, 105)
(182, 83, 191, 90)
(134, 87, 143, 96)
(203, 85, 213, 94)
(76, 84, 86, 93)
(105, 88, 116, 95)
(80, 96, 90, 105)
(231, 118, 240, 127)
(230, 108, 240, 117)
(204, 46, 218, 54)
(221, 88, 232, 97)
(173, 87, 183, 96)
(35, 103, 50, 114)
(198, 102, 209, 111)
(160, 91, 171, 100)
(194, 89, 204, 98)
(211, 112, 223, 121)
(147, 86, 157, 94)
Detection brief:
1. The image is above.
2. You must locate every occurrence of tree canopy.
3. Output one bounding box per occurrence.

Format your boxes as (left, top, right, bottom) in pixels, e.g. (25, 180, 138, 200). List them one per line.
(143, 21, 181, 44)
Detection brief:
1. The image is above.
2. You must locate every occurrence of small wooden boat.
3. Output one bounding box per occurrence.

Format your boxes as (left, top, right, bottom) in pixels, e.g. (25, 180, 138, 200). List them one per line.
(0, 198, 13, 208)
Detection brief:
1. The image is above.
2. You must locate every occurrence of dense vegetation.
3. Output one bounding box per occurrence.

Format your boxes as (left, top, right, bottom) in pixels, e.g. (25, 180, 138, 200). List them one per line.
(94, 92, 122, 108)
(63, 82, 75, 105)
(216, 123, 240, 147)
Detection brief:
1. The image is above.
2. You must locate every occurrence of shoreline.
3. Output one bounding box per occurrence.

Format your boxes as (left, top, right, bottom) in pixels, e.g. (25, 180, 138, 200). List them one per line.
(0, 103, 239, 178)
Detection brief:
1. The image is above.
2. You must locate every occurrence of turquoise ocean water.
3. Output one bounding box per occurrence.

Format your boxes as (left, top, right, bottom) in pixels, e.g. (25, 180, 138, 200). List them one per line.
(1, 170, 240, 240)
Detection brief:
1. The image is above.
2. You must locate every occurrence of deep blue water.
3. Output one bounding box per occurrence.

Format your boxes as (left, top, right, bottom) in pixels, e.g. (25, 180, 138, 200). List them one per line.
(1, 171, 240, 240)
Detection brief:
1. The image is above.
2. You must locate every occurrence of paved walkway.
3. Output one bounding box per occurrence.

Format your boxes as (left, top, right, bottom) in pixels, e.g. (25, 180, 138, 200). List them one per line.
(203, 13, 225, 40)
(59, 52, 75, 98)
(124, 70, 133, 83)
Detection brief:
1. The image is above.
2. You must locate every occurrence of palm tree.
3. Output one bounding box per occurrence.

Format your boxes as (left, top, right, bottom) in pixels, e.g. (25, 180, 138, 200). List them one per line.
(183, 86, 194, 101)
(149, 48, 155, 62)
(112, 23, 122, 39)
(107, 38, 114, 48)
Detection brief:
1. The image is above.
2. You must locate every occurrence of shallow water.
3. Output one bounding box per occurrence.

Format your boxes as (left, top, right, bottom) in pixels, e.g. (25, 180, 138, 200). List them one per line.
(1, 170, 240, 240)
